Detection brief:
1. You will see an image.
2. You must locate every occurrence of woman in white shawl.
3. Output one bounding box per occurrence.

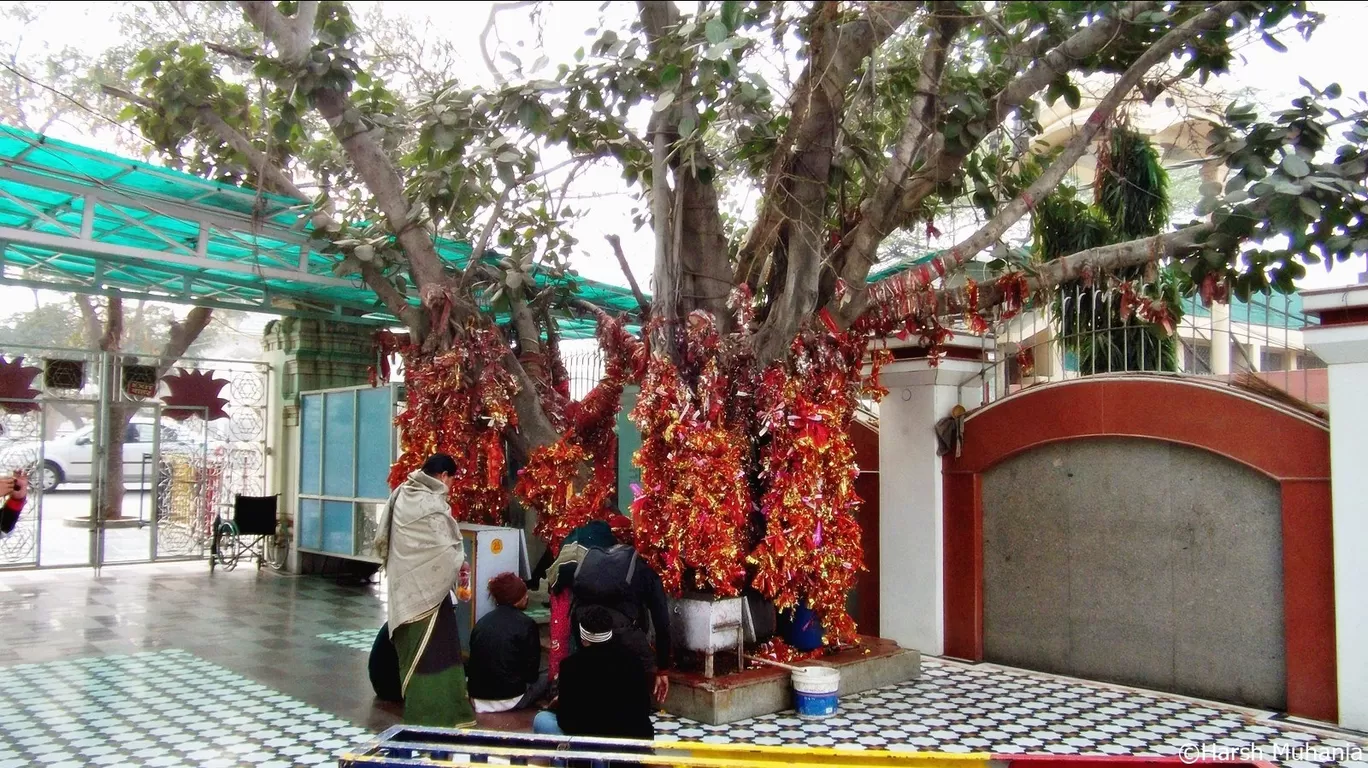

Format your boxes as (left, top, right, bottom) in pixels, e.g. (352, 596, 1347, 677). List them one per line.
(373, 453, 477, 728)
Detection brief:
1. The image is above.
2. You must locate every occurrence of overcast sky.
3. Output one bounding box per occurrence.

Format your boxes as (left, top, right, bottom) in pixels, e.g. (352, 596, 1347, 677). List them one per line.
(1, 0, 1364, 326)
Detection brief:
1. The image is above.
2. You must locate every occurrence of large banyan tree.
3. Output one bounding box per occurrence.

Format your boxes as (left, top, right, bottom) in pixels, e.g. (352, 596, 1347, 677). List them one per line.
(116, 0, 1368, 646)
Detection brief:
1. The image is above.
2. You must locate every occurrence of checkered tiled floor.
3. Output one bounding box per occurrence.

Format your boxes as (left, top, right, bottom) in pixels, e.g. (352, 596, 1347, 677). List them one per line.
(653, 661, 1368, 766)
(317, 628, 376, 653)
(0, 649, 368, 768)
(3, 564, 1366, 768)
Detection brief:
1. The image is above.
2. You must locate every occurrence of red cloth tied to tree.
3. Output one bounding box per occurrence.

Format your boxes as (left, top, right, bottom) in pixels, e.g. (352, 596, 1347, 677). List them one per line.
(389, 325, 518, 525)
(628, 312, 751, 597)
(516, 313, 643, 555)
(748, 333, 869, 646)
(548, 590, 572, 682)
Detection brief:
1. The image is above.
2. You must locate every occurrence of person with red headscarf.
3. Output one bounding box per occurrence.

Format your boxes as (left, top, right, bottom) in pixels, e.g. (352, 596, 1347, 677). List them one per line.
(466, 571, 549, 713)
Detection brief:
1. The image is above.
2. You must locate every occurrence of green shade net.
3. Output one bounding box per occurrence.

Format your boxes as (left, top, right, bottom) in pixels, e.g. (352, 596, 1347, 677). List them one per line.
(0, 124, 642, 339)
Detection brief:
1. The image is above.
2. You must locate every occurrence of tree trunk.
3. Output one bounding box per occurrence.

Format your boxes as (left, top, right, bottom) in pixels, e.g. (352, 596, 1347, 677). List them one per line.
(99, 397, 133, 522)
(96, 305, 213, 522)
(639, 1, 734, 344)
(95, 297, 127, 522)
(675, 166, 734, 328)
(98, 302, 152, 521)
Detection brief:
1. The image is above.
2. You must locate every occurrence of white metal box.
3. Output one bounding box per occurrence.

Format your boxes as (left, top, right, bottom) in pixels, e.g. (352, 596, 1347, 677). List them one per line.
(670, 592, 746, 677)
(455, 523, 531, 653)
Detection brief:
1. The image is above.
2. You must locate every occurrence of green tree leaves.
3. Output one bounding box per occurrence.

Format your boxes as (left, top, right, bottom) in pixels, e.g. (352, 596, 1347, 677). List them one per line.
(1199, 80, 1368, 296)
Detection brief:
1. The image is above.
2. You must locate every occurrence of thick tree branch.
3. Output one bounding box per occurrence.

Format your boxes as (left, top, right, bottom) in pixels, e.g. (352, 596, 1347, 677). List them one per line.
(509, 293, 547, 380)
(480, 1, 538, 85)
(749, 3, 917, 363)
(736, 2, 917, 286)
(605, 234, 650, 317)
(503, 349, 563, 458)
(428, 262, 563, 453)
(235, 1, 318, 63)
(467, 189, 513, 283)
(802, 2, 919, 151)
(890, 1, 1242, 295)
(833, 4, 966, 285)
(104, 84, 333, 221)
(835, 0, 1167, 295)
(100, 84, 154, 108)
(638, 0, 733, 340)
(734, 3, 841, 284)
(357, 261, 421, 330)
(637, 0, 679, 46)
(990, 1, 1164, 130)
(104, 82, 422, 332)
(99, 295, 123, 353)
(640, 0, 682, 341)
(238, 2, 306, 60)
(204, 41, 258, 63)
(648, 124, 675, 329)
(862, 225, 1211, 326)
(130, 300, 147, 333)
(240, 0, 453, 299)
(502, 293, 563, 456)
(939, 225, 1212, 318)
(157, 307, 214, 379)
(74, 295, 102, 348)
(293, 2, 321, 46)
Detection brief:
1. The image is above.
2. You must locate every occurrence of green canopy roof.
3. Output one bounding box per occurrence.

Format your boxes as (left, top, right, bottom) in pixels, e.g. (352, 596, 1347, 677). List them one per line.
(0, 124, 642, 338)
(1180, 290, 1309, 327)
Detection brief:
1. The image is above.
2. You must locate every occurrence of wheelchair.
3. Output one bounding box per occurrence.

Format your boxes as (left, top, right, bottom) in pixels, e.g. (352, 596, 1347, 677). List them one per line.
(210, 494, 286, 572)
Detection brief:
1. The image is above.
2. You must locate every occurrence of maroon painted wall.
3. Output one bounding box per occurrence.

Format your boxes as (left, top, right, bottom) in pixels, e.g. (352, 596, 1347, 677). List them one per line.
(942, 376, 1336, 722)
(851, 418, 880, 636)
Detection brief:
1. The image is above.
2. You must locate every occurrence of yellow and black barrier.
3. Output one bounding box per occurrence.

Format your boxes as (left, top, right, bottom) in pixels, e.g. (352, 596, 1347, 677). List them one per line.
(338, 726, 1276, 768)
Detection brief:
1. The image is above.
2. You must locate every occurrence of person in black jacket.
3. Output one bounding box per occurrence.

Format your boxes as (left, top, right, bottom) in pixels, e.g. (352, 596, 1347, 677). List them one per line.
(563, 544, 672, 704)
(533, 605, 654, 741)
(466, 572, 549, 712)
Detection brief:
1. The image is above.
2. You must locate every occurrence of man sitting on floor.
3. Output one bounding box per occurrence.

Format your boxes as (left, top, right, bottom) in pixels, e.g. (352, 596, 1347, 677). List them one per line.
(533, 605, 655, 741)
(467, 571, 549, 712)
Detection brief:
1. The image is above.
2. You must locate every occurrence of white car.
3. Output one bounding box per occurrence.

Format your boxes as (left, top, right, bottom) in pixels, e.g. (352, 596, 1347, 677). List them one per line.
(26, 418, 215, 492)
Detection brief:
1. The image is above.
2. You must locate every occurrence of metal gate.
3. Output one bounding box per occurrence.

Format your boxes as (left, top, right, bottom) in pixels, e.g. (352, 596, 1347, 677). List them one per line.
(0, 344, 268, 569)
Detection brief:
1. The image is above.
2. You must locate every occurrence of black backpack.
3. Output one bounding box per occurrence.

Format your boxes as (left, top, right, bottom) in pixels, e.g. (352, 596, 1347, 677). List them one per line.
(571, 544, 644, 632)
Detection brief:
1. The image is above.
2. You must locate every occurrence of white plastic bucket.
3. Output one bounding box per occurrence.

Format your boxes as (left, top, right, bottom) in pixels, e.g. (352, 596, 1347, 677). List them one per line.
(791, 665, 840, 717)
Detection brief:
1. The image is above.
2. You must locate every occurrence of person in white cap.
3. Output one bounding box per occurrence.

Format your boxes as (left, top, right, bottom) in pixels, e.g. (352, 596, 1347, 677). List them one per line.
(533, 605, 655, 741)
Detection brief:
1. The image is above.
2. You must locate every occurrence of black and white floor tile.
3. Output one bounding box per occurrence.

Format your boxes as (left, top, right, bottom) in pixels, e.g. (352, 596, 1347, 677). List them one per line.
(0, 649, 369, 768)
(317, 628, 376, 653)
(3, 565, 1365, 768)
(652, 661, 1368, 767)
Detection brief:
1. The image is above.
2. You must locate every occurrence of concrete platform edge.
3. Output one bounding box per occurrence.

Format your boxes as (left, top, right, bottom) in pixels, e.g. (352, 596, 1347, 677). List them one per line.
(663, 646, 922, 725)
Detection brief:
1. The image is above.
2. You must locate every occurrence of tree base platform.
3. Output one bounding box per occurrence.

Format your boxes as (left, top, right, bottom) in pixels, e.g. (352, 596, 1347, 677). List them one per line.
(662, 636, 920, 725)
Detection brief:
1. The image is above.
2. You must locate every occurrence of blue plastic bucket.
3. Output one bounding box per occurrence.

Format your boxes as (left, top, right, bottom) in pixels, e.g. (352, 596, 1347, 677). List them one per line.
(794, 689, 839, 717)
(791, 665, 840, 718)
(782, 603, 824, 652)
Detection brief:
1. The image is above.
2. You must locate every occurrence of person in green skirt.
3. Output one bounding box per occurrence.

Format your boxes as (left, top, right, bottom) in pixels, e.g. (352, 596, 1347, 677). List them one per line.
(374, 453, 477, 728)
